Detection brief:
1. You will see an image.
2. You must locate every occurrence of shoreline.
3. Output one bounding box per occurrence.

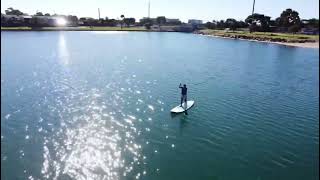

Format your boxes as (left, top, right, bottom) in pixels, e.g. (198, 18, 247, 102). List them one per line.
(1, 27, 148, 32)
(0, 26, 186, 32)
(2, 27, 319, 48)
(199, 34, 319, 49)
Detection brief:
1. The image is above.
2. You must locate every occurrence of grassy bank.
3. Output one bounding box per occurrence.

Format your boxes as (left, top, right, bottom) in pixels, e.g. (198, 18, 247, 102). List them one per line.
(1, 26, 147, 31)
(197, 29, 319, 43)
(1, 26, 32, 30)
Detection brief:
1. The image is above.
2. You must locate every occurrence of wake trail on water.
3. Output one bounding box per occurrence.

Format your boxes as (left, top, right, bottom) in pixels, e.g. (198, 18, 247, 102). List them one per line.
(57, 81, 77, 90)
(188, 76, 216, 86)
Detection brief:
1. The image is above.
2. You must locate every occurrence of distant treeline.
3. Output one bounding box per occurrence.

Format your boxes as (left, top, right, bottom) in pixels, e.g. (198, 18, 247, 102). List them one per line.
(205, 9, 319, 33)
(1, 8, 140, 28)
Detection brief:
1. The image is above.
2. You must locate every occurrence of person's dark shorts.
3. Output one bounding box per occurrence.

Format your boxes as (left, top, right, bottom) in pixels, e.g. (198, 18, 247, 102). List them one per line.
(181, 94, 187, 102)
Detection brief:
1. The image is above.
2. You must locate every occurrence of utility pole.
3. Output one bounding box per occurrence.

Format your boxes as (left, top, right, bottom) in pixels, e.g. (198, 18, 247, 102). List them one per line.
(98, 8, 101, 19)
(252, 0, 255, 15)
(148, 0, 150, 18)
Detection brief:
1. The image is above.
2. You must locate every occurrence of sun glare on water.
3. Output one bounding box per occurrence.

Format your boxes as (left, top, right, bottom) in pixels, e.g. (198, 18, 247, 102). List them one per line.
(56, 18, 67, 26)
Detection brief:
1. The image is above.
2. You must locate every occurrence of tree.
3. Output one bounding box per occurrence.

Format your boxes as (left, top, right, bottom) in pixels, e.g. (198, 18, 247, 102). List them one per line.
(105, 18, 117, 26)
(123, 18, 129, 27)
(276, 9, 301, 28)
(269, 20, 276, 26)
(1, 13, 6, 26)
(245, 13, 271, 32)
(44, 13, 50, 16)
(156, 16, 166, 30)
(141, 18, 152, 30)
(5, 7, 24, 16)
(130, 18, 136, 26)
(79, 17, 94, 27)
(120, 14, 125, 29)
(288, 24, 300, 33)
(124, 18, 135, 27)
(275, 8, 301, 32)
(66, 15, 78, 26)
(216, 20, 225, 29)
(205, 21, 216, 29)
(87, 18, 94, 27)
(35, 12, 44, 16)
(71, 16, 78, 25)
(139, 18, 150, 25)
(303, 18, 319, 29)
(225, 18, 238, 31)
(30, 16, 40, 27)
(145, 22, 152, 30)
(237, 21, 248, 28)
(308, 18, 319, 28)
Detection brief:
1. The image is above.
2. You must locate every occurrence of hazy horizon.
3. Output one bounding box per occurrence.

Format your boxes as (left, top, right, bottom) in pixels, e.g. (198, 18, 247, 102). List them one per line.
(1, 0, 319, 22)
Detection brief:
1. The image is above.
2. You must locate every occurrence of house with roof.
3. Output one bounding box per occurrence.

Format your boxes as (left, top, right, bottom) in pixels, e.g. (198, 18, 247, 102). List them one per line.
(188, 19, 203, 25)
(1, 14, 24, 26)
(166, 18, 181, 25)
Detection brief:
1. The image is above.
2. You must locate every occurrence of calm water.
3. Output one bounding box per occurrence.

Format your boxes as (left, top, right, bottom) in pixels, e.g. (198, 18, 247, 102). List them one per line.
(1, 31, 319, 180)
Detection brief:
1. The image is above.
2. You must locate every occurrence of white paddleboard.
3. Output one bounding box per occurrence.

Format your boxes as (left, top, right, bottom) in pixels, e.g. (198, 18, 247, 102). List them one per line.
(170, 100, 195, 113)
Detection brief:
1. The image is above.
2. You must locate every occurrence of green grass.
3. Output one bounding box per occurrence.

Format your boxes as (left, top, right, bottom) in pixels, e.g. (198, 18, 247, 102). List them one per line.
(1, 26, 32, 30)
(77, 26, 147, 31)
(199, 29, 319, 42)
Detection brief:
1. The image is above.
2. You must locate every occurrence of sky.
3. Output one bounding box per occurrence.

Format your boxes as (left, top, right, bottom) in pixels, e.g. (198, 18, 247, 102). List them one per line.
(1, 0, 319, 22)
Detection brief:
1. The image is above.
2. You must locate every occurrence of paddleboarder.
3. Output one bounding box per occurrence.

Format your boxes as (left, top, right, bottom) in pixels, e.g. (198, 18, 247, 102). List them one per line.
(179, 83, 187, 107)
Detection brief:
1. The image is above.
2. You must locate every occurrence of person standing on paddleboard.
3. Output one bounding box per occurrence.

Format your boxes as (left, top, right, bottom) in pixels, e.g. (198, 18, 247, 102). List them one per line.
(179, 83, 187, 107)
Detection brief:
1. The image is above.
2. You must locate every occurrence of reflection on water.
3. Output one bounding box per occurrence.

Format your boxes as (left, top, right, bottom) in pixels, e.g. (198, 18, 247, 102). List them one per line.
(36, 45, 162, 179)
(58, 33, 70, 66)
(39, 83, 154, 179)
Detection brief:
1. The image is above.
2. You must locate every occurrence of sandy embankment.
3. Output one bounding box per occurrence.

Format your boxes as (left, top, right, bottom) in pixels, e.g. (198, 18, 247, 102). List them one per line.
(272, 42, 319, 48)
(199, 33, 319, 49)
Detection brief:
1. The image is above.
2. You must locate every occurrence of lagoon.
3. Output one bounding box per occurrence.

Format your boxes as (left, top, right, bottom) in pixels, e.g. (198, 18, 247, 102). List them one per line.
(1, 31, 319, 180)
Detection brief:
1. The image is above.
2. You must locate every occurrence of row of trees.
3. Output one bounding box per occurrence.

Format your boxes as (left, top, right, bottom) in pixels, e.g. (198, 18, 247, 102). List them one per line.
(1, 14, 80, 27)
(4, 7, 25, 15)
(205, 19, 248, 30)
(78, 17, 136, 27)
(1, 8, 138, 27)
(119, 15, 136, 28)
(2, 7, 182, 29)
(205, 9, 319, 33)
(139, 16, 182, 30)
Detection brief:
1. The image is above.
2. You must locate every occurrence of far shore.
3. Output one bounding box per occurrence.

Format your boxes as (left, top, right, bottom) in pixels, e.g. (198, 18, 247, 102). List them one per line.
(197, 30, 319, 49)
(0, 26, 188, 32)
(200, 34, 319, 49)
(1, 26, 149, 32)
(2, 26, 319, 48)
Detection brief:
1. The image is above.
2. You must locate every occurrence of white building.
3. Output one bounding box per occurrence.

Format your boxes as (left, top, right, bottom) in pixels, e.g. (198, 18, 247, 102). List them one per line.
(188, 19, 203, 25)
(166, 18, 181, 24)
(140, 17, 157, 24)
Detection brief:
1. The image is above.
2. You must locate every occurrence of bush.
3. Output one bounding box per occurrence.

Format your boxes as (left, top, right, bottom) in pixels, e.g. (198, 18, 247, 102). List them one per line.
(288, 24, 301, 33)
(144, 22, 151, 30)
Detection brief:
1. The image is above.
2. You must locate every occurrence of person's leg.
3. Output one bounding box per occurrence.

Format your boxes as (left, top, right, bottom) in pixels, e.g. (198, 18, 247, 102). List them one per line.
(184, 97, 188, 115)
(180, 96, 183, 107)
(182, 95, 186, 108)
